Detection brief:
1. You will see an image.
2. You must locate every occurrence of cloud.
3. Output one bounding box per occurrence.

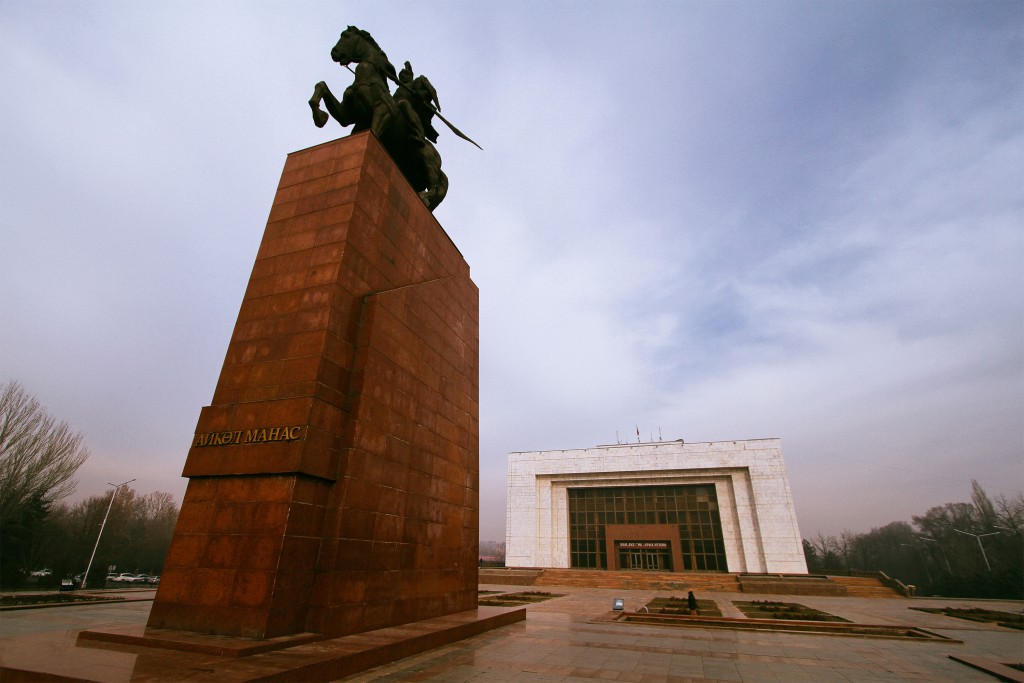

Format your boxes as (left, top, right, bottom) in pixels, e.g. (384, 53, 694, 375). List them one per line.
(1, 1, 1020, 543)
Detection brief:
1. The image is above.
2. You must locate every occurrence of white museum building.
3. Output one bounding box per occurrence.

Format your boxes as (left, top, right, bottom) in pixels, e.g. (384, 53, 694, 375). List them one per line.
(505, 438, 808, 574)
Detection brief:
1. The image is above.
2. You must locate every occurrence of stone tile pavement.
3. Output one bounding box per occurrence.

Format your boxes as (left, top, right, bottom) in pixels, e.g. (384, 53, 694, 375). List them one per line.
(337, 585, 1023, 682)
(1, 585, 1021, 682)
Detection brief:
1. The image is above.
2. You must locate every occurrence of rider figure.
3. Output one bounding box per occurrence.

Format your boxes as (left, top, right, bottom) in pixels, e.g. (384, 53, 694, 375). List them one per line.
(394, 61, 440, 145)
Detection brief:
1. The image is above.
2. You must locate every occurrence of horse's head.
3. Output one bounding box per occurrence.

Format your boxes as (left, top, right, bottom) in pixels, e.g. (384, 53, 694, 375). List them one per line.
(332, 26, 382, 65)
(330, 26, 359, 65)
(331, 26, 397, 82)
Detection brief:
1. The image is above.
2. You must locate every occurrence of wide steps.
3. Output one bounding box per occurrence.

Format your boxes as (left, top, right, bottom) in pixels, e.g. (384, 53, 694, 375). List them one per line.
(483, 569, 903, 598)
(738, 574, 847, 596)
(828, 575, 904, 598)
(479, 568, 544, 586)
(533, 569, 741, 592)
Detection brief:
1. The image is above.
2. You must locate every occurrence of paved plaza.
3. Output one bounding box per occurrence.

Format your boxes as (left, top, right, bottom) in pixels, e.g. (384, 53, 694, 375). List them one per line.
(1, 584, 1021, 681)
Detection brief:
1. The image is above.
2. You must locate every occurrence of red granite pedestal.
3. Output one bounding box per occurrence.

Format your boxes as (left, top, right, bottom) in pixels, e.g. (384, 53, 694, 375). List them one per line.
(146, 132, 479, 640)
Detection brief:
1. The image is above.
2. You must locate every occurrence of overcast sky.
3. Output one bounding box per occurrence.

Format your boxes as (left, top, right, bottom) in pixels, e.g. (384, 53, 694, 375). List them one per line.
(2, 1, 1021, 543)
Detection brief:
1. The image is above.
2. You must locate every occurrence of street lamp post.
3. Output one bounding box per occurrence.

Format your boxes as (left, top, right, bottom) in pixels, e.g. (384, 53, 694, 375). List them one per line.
(917, 535, 952, 573)
(81, 479, 135, 589)
(953, 528, 999, 572)
(901, 543, 932, 583)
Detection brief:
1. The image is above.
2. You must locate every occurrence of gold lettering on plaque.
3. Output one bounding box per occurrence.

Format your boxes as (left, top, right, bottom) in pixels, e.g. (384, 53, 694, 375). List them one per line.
(193, 425, 306, 448)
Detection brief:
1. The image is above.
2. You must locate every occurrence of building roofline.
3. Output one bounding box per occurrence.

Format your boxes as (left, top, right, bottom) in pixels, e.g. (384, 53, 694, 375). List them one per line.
(509, 437, 781, 455)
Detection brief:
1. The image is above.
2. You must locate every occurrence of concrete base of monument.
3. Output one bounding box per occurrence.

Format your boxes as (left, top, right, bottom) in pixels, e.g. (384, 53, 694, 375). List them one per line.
(77, 626, 325, 658)
(67, 607, 524, 682)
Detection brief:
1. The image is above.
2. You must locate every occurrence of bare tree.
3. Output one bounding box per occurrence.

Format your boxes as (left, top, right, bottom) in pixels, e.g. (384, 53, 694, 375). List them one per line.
(0, 381, 89, 527)
(810, 532, 841, 570)
(801, 482, 1022, 598)
(971, 479, 998, 529)
(994, 492, 1024, 531)
(42, 487, 179, 583)
(838, 529, 857, 572)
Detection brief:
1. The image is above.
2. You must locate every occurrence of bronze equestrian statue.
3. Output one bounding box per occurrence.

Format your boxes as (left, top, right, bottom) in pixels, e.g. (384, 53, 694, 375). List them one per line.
(309, 27, 479, 211)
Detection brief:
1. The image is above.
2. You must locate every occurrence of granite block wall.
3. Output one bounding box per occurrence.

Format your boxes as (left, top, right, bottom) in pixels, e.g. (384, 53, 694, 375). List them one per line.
(149, 133, 478, 639)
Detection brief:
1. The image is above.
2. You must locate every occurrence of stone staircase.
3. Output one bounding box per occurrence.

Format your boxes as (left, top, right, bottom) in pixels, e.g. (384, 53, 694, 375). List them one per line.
(828, 575, 905, 598)
(737, 574, 848, 596)
(531, 569, 742, 592)
(478, 568, 545, 586)
(480, 568, 905, 598)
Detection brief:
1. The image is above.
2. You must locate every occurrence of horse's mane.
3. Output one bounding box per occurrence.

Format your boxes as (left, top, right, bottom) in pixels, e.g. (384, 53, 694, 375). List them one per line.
(346, 26, 386, 56)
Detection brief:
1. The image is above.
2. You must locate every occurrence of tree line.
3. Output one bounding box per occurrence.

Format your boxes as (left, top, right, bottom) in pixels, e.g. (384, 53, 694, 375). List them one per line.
(0, 381, 178, 588)
(16, 487, 178, 588)
(803, 481, 1023, 599)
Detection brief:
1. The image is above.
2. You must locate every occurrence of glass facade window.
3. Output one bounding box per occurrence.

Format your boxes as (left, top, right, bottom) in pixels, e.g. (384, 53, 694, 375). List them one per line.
(568, 484, 728, 572)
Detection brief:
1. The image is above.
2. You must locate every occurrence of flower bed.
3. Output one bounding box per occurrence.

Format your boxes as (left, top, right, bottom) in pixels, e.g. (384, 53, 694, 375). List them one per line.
(911, 607, 1023, 630)
(644, 596, 723, 617)
(478, 591, 564, 607)
(1, 594, 124, 608)
(733, 600, 849, 622)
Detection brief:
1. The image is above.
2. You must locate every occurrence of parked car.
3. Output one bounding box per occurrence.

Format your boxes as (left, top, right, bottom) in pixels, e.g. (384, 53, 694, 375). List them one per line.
(111, 573, 139, 582)
(29, 569, 52, 577)
(60, 579, 75, 592)
(131, 575, 149, 583)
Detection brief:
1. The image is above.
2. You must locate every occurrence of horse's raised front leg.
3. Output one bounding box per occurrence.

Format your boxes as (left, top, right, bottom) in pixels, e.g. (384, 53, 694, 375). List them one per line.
(310, 81, 349, 128)
(309, 81, 330, 128)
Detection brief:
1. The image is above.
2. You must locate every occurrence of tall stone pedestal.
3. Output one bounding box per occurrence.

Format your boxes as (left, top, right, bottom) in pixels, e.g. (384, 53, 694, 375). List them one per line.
(148, 132, 479, 639)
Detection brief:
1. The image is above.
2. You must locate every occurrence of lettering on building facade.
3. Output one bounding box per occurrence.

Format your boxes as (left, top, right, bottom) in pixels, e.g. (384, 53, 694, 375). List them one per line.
(617, 541, 670, 549)
(193, 426, 305, 448)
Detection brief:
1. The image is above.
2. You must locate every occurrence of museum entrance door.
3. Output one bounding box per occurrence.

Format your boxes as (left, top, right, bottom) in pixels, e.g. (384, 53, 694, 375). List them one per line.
(604, 525, 685, 572)
(617, 541, 672, 571)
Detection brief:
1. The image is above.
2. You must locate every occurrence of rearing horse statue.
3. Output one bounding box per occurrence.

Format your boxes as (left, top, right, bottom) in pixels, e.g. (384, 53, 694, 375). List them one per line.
(309, 27, 448, 211)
